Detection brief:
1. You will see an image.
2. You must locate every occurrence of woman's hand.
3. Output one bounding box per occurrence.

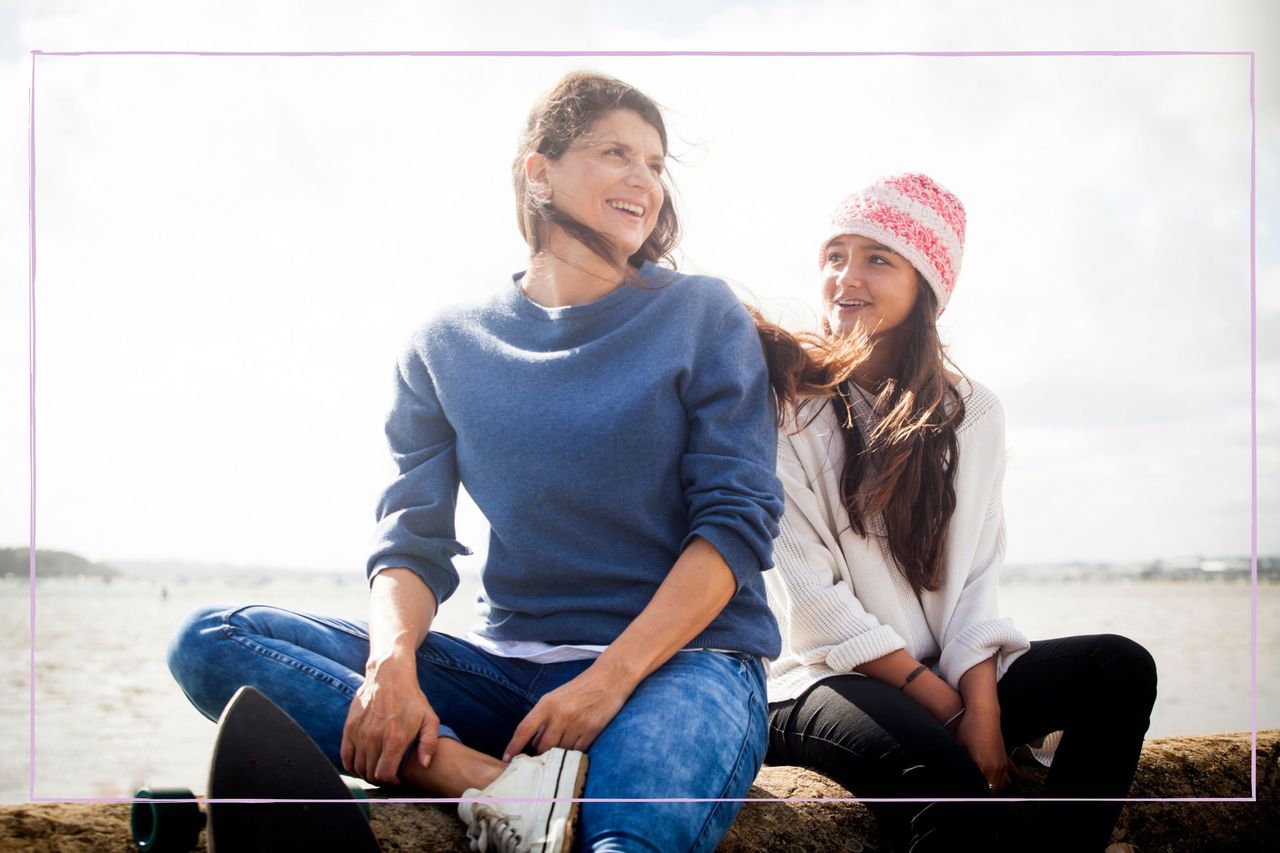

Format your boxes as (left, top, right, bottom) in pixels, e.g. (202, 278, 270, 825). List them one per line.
(955, 654, 1014, 793)
(345, 569, 438, 784)
(500, 537, 737, 761)
(502, 660, 634, 760)
(340, 656, 438, 785)
(953, 706, 1014, 794)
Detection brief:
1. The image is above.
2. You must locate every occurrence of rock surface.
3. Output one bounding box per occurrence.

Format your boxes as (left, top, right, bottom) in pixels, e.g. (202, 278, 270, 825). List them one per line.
(2, 731, 1275, 852)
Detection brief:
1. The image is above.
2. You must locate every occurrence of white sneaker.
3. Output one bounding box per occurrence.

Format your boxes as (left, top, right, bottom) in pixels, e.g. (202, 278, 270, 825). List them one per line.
(458, 747, 589, 853)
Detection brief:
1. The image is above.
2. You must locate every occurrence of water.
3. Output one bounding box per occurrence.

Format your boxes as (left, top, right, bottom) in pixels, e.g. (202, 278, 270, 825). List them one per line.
(1, 575, 1274, 802)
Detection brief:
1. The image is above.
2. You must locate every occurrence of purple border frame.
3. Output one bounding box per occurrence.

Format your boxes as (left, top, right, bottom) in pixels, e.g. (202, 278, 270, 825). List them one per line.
(26, 49, 1259, 808)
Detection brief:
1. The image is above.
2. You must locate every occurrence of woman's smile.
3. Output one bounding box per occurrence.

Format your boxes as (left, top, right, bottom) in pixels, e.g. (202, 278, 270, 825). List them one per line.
(539, 109, 666, 262)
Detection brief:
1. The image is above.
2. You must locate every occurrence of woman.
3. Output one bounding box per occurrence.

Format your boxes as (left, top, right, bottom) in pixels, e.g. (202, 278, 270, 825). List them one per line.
(168, 71, 784, 853)
(758, 174, 1157, 852)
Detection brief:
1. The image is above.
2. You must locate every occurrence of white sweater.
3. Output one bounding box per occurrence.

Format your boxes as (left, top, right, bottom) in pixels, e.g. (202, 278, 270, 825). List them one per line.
(764, 378, 1031, 705)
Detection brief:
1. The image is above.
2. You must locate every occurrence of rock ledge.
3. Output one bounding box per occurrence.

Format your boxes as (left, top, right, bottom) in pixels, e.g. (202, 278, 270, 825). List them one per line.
(2, 730, 1275, 852)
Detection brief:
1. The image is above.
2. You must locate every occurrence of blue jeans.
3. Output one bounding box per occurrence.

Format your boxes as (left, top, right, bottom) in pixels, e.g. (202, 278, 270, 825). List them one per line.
(168, 603, 768, 852)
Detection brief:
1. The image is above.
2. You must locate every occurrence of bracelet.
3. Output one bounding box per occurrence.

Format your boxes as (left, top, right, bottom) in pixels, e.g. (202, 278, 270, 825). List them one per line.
(943, 708, 966, 729)
(900, 664, 928, 690)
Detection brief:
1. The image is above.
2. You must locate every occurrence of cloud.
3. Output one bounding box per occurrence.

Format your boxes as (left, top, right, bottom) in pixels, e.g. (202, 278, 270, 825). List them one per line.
(2, 1, 1274, 567)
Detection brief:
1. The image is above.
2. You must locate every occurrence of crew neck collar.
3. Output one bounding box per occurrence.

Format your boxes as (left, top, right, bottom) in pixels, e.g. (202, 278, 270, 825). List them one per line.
(509, 261, 663, 321)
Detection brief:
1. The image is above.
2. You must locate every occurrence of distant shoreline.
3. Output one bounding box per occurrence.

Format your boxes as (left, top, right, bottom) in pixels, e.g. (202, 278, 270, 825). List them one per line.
(4, 547, 1277, 584)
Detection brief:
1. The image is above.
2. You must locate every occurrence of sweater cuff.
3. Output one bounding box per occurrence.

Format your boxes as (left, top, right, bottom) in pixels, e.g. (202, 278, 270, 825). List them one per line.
(368, 556, 460, 610)
(687, 524, 761, 592)
(938, 617, 1030, 689)
(826, 625, 908, 673)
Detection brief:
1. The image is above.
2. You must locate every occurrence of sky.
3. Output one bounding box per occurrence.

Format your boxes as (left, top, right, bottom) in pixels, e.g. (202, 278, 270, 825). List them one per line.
(0, 0, 1277, 573)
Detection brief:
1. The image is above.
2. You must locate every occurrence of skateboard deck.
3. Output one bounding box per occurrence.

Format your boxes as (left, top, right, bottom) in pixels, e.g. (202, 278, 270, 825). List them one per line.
(132, 686, 380, 852)
(204, 685, 380, 852)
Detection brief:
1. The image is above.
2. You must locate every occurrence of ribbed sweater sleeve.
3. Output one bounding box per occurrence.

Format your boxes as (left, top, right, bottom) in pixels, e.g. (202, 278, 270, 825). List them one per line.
(679, 299, 784, 588)
(936, 396, 1030, 688)
(365, 334, 471, 606)
(765, 379, 1031, 703)
(772, 430, 907, 671)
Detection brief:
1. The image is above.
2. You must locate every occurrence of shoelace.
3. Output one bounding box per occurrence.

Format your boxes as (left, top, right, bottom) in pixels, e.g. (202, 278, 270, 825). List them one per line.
(467, 802, 526, 853)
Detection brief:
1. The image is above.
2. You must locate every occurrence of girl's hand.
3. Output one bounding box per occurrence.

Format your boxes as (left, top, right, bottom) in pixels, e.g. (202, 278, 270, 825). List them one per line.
(502, 662, 634, 759)
(340, 658, 438, 785)
(953, 706, 1014, 794)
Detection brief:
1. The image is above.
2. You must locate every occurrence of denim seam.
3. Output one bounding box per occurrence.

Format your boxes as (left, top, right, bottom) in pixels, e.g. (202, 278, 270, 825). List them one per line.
(525, 663, 552, 701)
(226, 603, 372, 645)
(414, 646, 528, 699)
(522, 660, 591, 703)
(688, 667, 764, 853)
(220, 624, 359, 699)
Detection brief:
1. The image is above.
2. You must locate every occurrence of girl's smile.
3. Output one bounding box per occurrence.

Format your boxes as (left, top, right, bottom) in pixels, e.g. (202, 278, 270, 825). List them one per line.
(822, 234, 920, 339)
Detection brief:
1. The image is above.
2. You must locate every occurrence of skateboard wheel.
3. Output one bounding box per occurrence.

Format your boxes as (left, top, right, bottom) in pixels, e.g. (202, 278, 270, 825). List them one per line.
(132, 787, 205, 853)
(347, 782, 371, 820)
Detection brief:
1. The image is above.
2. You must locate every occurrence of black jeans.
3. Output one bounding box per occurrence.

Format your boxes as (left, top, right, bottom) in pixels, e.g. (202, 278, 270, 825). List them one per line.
(766, 634, 1157, 852)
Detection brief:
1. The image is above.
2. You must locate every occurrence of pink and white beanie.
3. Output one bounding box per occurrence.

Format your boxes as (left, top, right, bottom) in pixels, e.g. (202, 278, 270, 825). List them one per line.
(819, 173, 966, 315)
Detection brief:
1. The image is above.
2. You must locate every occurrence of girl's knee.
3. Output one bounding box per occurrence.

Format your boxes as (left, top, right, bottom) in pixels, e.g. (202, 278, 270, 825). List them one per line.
(1098, 634, 1157, 700)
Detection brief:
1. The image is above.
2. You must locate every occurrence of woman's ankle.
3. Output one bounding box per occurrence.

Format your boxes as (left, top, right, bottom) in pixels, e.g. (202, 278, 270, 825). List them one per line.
(401, 737, 506, 796)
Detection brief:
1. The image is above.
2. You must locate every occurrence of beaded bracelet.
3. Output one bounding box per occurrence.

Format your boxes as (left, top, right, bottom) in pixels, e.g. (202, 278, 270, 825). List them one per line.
(900, 664, 928, 690)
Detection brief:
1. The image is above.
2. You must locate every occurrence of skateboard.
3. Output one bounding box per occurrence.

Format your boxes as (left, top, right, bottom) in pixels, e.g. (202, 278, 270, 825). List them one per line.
(132, 685, 380, 853)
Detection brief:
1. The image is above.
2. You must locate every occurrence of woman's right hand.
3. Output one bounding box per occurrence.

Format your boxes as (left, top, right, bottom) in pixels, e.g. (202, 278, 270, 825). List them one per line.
(340, 656, 438, 785)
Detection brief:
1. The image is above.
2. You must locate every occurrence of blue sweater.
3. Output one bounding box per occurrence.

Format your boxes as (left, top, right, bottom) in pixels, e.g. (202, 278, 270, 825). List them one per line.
(367, 262, 784, 658)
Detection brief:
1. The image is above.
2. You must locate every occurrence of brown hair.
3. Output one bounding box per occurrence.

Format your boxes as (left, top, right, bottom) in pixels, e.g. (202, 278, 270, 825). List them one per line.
(757, 276, 965, 593)
(513, 71, 680, 275)
(750, 307, 871, 423)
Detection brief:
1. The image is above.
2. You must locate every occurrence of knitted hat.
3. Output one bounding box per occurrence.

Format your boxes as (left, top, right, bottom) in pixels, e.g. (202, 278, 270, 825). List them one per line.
(818, 173, 966, 315)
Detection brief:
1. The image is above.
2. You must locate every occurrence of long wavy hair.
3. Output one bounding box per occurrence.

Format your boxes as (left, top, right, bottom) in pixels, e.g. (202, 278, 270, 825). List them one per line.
(756, 276, 965, 593)
(513, 71, 680, 278)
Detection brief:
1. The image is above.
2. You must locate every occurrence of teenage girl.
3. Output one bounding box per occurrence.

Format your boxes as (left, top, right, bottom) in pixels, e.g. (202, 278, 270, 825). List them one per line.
(758, 173, 1157, 852)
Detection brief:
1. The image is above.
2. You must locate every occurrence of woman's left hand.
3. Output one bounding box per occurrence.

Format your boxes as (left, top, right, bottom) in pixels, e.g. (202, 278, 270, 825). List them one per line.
(953, 706, 1015, 794)
(502, 661, 635, 760)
